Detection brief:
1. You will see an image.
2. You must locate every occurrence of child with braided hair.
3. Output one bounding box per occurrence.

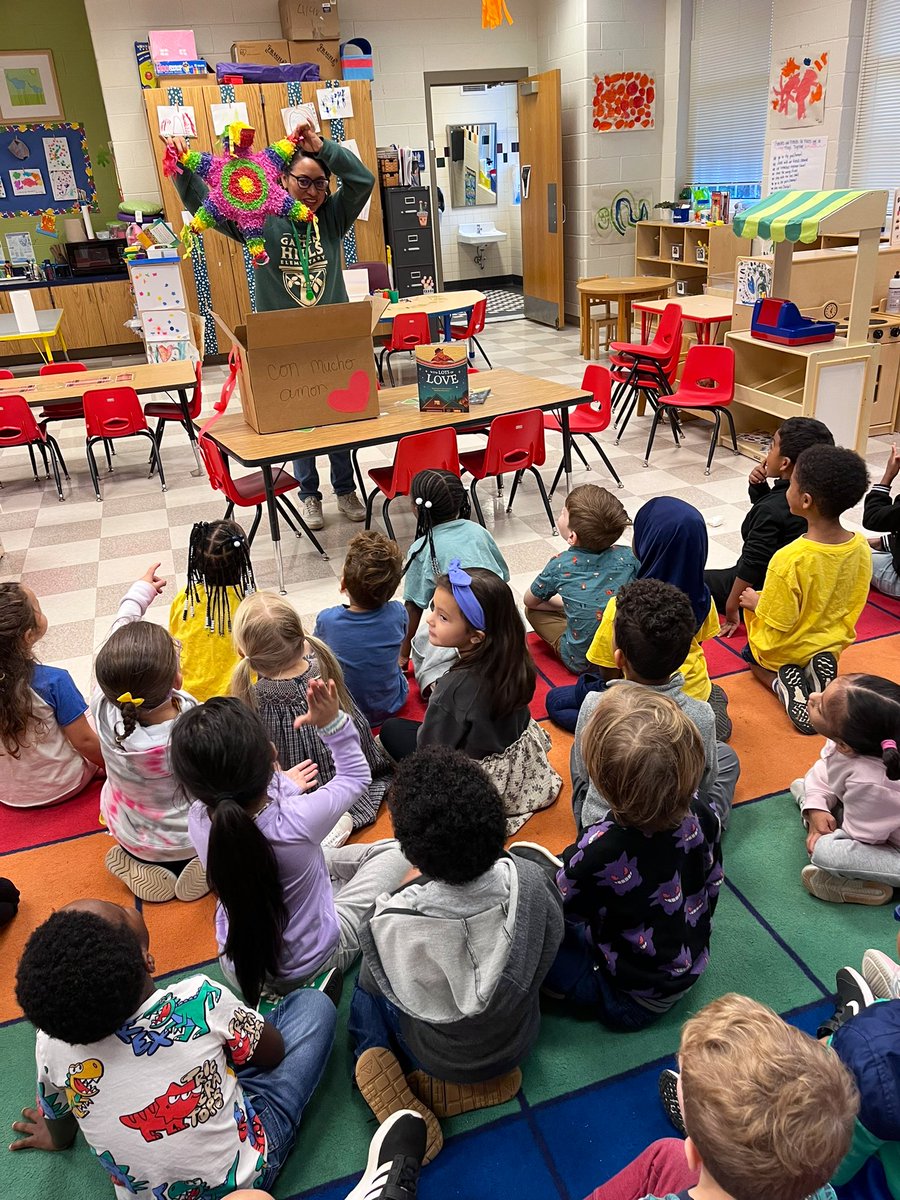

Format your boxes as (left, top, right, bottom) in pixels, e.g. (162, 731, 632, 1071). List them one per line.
(92, 563, 208, 904)
(169, 519, 256, 702)
(401, 469, 509, 694)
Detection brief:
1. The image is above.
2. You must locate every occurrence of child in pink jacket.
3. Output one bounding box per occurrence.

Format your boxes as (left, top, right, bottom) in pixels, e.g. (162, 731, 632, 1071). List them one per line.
(793, 674, 900, 907)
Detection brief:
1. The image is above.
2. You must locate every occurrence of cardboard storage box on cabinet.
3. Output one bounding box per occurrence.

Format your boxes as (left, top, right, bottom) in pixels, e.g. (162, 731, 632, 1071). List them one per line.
(231, 40, 291, 65)
(279, 0, 340, 41)
(213, 297, 387, 435)
(289, 39, 340, 77)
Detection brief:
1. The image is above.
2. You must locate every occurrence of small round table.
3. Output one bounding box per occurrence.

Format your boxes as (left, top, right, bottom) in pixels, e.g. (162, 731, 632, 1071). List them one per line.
(577, 276, 673, 359)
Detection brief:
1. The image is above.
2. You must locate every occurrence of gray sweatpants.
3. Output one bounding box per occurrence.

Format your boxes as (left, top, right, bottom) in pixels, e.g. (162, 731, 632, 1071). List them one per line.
(793, 779, 900, 886)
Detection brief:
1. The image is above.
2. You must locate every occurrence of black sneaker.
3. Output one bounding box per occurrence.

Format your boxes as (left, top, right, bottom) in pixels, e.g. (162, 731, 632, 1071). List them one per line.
(774, 665, 815, 734)
(303, 966, 343, 1007)
(345, 1110, 427, 1199)
(508, 841, 563, 880)
(804, 651, 838, 695)
(657, 1068, 686, 1136)
(817, 966, 876, 1038)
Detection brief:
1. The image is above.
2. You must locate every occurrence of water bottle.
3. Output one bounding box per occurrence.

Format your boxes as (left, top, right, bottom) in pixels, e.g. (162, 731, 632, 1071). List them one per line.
(888, 271, 900, 316)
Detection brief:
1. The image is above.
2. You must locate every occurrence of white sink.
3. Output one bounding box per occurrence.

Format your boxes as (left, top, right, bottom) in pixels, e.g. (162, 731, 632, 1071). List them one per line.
(458, 223, 507, 245)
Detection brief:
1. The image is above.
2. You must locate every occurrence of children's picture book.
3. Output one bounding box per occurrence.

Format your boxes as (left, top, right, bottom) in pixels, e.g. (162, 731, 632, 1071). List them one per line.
(416, 343, 469, 413)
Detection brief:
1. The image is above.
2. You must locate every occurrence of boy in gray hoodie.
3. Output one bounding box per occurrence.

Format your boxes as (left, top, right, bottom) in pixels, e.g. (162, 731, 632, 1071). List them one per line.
(351, 747, 563, 1162)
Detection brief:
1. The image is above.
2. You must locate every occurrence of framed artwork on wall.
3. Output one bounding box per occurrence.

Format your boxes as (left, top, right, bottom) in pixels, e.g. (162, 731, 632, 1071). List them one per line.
(0, 52, 63, 124)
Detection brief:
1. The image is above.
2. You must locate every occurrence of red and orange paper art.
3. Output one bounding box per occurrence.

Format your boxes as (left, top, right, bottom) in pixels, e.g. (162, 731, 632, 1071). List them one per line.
(770, 50, 827, 128)
(592, 71, 655, 133)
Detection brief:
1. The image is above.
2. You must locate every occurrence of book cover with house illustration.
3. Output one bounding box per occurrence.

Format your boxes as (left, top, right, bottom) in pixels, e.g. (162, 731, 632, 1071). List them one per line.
(416, 343, 469, 412)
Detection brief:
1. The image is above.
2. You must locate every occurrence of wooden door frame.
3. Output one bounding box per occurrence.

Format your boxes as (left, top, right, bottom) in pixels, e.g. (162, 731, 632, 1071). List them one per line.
(424, 67, 529, 289)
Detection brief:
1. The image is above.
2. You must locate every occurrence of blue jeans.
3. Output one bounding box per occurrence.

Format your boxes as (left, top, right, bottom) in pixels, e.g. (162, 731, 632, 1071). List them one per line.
(544, 919, 663, 1031)
(546, 673, 606, 733)
(292, 452, 356, 501)
(348, 982, 423, 1071)
(238, 988, 336, 1188)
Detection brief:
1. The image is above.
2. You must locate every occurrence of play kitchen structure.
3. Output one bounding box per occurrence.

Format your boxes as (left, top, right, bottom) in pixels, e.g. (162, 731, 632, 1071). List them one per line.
(723, 189, 897, 451)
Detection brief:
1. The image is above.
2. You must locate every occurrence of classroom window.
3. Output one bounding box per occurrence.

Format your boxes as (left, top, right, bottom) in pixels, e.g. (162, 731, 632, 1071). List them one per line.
(849, 0, 900, 217)
(683, 0, 774, 206)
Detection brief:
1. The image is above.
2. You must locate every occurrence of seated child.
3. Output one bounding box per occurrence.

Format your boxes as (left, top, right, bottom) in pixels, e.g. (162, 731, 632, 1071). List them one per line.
(589, 993, 856, 1200)
(174, 685, 410, 1006)
(314, 530, 409, 724)
(864, 443, 900, 599)
(93, 563, 207, 903)
(705, 416, 833, 634)
(380, 562, 561, 835)
(572, 578, 739, 833)
(401, 468, 509, 693)
(545, 688, 723, 1030)
(740, 445, 872, 735)
(792, 673, 900, 906)
(0, 582, 102, 808)
(232, 590, 393, 845)
(169, 518, 256, 702)
(0, 876, 19, 927)
(524, 484, 637, 675)
(11, 899, 338, 1197)
(350, 747, 563, 1162)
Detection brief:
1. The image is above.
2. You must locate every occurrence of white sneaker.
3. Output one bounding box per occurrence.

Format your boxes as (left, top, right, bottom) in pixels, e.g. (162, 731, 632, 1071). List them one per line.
(337, 491, 367, 522)
(322, 813, 353, 848)
(303, 497, 325, 530)
(862, 948, 900, 998)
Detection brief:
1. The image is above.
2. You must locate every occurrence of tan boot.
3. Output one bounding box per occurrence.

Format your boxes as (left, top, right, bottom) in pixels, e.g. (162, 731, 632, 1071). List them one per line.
(355, 1047, 443, 1163)
(406, 1066, 522, 1117)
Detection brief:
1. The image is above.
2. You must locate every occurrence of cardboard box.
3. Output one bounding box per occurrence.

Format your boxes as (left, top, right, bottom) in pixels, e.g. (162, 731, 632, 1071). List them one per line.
(289, 39, 340, 77)
(279, 0, 340, 42)
(212, 298, 388, 435)
(231, 39, 291, 65)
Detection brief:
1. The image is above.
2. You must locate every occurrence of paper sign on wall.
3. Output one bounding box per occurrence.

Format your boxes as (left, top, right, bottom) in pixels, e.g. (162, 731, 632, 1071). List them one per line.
(341, 139, 370, 220)
(6, 232, 34, 262)
(316, 86, 353, 120)
(210, 101, 249, 137)
(156, 106, 197, 138)
(767, 136, 827, 192)
(281, 103, 320, 137)
(10, 168, 45, 197)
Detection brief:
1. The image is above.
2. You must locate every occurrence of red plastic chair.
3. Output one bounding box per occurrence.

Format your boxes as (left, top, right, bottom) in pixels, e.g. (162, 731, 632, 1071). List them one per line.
(379, 312, 432, 386)
(610, 333, 683, 445)
(196, 428, 325, 552)
(459, 409, 555, 532)
(610, 302, 683, 407)
(643, 345, 737, 475)
(144, 359, 203, 475)
(365, 427, 460, 538)
(543, 365, 623, 495)
(449, 298, 491, 368)
(0, 369, 13, 379)
(82, 386, 166, 502)
(0, 394, 67, 502)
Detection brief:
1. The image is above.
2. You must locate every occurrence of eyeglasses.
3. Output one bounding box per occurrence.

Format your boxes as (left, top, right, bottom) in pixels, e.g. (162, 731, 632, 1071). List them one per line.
(289, 174, 329, 193)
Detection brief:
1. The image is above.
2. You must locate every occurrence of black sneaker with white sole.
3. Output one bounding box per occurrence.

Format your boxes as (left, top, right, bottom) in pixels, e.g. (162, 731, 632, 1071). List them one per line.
(804, 651, 838, 695)
(302, 966, 343, 1007)
(816, 966, 876, 1039)
(657, 1068, 686, 1136)
(344, 1110, 427, 1200)
(774, 664, 815, 734)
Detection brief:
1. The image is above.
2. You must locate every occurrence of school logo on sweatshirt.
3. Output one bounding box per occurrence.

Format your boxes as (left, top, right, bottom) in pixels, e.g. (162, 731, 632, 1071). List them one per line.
(279, 228, 327, 307)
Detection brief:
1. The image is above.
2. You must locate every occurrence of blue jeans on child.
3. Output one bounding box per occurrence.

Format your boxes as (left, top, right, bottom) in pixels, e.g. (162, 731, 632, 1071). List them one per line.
(238, 988, 337, 1188)
(292, 452, 356, 501)
(348, 982, 422, 1070)
(545, 919, 665, 1031)
(546, 673, 606, 733)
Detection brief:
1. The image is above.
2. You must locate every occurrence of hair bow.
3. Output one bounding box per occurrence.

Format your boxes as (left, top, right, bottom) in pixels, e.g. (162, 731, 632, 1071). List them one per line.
(117, 692, 144, 707)
(447, 558, 486, 631)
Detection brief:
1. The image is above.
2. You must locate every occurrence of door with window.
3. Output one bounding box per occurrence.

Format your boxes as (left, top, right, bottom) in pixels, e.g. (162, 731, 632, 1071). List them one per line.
(517, 69, 564, 328)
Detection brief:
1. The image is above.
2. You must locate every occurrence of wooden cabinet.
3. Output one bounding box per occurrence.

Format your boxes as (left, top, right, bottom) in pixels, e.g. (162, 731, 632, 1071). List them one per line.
(0, 279, 138, 359)
(635, 221, 743, 295)
(91, 281, 142, 346)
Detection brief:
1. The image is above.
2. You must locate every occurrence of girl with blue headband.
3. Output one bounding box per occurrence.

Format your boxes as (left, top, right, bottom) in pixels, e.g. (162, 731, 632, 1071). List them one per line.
(380, 561, 561, 834)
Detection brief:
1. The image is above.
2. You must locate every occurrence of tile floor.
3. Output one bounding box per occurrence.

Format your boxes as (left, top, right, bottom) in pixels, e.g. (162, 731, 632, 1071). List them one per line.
(1, 318, 893, 698)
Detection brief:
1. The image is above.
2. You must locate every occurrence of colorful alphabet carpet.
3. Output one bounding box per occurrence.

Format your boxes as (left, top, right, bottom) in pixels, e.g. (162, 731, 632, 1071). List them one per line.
(4, 597, 900, 1200)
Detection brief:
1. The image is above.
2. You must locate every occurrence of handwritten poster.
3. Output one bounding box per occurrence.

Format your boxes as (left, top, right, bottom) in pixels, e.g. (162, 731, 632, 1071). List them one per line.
(210, 101, 248, 137)
(281, 103, 320, 137)
(767, 136, 827, 192)
(316, 86, 353, 120)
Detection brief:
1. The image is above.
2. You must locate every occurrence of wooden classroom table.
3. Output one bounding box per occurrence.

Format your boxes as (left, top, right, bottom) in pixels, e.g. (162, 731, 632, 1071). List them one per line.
(632, 294, 734, 344)
(0, 359, 202, 474)
(577, 277, 673, 359)
(208, 368, 590, 594)
(377, 289, 486, 340)
(0, 308, 66, 363)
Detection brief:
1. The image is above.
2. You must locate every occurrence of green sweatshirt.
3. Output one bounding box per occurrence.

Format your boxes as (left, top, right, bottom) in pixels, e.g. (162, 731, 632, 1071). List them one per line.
(173, 137, 375, 313)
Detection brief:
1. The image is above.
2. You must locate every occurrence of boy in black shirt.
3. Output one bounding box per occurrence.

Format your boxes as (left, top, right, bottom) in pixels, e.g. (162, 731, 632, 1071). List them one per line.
(864, 443, 900, 598)
(705, 416, 834, 634)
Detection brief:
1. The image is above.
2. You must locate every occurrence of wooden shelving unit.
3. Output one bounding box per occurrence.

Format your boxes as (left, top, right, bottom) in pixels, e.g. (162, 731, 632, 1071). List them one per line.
(634, 220, 744, 293)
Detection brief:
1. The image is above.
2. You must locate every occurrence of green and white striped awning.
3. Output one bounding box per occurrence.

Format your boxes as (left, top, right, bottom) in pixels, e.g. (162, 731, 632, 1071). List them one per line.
(733, 190, 871, 243)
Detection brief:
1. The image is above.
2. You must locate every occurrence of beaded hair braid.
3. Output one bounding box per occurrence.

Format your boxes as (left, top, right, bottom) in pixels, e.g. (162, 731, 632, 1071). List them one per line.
(401, 469, 471, 580)
(183, 520, 256, 636)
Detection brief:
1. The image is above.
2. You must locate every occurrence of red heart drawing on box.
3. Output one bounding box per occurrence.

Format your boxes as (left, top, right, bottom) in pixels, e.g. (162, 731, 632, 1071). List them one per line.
(327, 370, 371, 413)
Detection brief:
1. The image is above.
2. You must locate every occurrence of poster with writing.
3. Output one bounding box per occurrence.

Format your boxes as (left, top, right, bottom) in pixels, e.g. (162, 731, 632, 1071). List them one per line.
(316, 86, 353, 119)
(210, 101, 248, 137)
(340, 138, 370, 220)
(6, 231, 35, 261)
(281, 103, 320, 137)
(768, 136, 827, 192)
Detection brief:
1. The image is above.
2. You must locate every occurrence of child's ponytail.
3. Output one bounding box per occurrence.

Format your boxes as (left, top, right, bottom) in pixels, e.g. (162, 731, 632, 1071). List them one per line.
(401, 469, 470, 580)
(229, 656, 256, 708)
(170, 696, 285, 1007)
(95, 623, 180, 747)
(306, 633, 353, 713)
(841, 675, 900, 781)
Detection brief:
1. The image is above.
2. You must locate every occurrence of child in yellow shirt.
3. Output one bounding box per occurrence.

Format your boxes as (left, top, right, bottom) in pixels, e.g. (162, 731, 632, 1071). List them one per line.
(169, 520, 256, 701)
(740, 444, 871, 735)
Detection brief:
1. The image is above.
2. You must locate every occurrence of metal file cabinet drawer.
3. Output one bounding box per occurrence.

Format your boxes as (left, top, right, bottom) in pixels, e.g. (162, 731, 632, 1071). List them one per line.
(392, 229, 433, 266)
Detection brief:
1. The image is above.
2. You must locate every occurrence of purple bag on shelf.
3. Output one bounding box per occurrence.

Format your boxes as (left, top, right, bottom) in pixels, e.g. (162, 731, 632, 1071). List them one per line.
(215, 61, 321, 83)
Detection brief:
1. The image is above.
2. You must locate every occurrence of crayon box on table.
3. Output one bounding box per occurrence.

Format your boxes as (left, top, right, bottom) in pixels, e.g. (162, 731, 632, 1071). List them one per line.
(416, 343, 469, 413)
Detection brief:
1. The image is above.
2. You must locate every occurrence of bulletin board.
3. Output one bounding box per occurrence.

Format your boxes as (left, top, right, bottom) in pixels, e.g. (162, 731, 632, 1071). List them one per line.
(0, 122, 96, 219)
